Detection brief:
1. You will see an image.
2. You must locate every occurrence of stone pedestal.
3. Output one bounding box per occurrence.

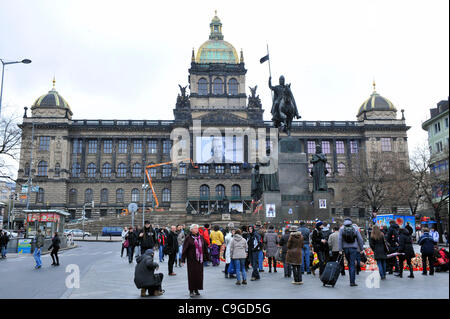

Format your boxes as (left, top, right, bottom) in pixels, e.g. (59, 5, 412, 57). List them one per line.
(261, 191, 282, 223)
(312, 191, 333, 221)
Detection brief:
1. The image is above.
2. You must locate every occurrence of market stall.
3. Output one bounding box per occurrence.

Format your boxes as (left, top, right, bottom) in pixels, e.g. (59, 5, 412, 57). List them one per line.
(23, 209, 70, 238)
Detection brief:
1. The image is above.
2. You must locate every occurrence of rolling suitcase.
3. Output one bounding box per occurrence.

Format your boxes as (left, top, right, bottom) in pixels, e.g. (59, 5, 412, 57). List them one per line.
(320, 256, 342, 287)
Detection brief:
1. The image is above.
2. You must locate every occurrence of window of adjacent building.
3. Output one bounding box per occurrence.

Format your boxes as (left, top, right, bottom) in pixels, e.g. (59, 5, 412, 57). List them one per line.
(69, 189, 77, 204)
(131, 188, 140, 202)
(231, 165, 240, 174)
(343, 208, 351, 216)
(198, 78, 208, 95)
(72, 163, 81, 177)
(87, 163, 96, 178)
(100, 209, 107, 217)
(133, 140, 142, 153)
(162, 188, 170, 202)
(24, 163, 30, 176)
(199, 165, 209, 174)
(85, 189, 93, 203)
(215, 165, 225, 174)
(322, 141, 331, 154)
(118, 140, 128, 153)
(103, 140, 112, 153)
(37, 161, 48, 176)
(307, 141, 316, 154)
(149, 166, 157, 178)
(200, 185, 210, 199)
(436, 141, 443, 153)
(148, 140, 157, 154)
(216, 185, 225, 199)
(101, 188, 108, 203)
(132, 163, 142, 177)
(228, 78, 238, 95)
(54, 163, 60, 177)
(231, 184, 241, 198)
(88, 140, 97, 154)
(178, 163, 186, 175)
(445, 117, 449, 129)
(350, 141, 359, 153)
(163, 140, 172, 154)
(117, 163, 126, 177)
(337, 162, 346, 175)
(145, 189, 152, 202)
(36, 188, 44, 203)
(434, 122, 441, 134)
(336, 141, 345, 154)
(213, 78, 224, 95)
(381, 138, 392, 152)
(116, 189, 124, 203)
(39, 136, 50, 151)
(102, 163, 112, 177)
(73, 139, 82, 154)
(162, 165, 172, 177)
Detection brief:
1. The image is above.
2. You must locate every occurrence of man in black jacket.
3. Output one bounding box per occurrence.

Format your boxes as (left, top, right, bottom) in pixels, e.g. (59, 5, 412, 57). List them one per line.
(311, 221, 328, 276)
(385, 220, 400, 274)
(166, 225, 179, 276)
(134, 249, 164, 297)
(126, 226, 138, 264)
(139, 221, 156, 255)
(0, 231, 9, 258)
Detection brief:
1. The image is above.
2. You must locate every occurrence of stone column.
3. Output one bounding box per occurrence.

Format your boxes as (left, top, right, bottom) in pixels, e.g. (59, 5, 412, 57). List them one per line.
(80, 138, 87, 177)
(332, 138, 338, 174)
(346, 138, 352, 171)
(112, 138, 117, 175)
(96, 138, 101, 174)
(127, 138, 132, 177)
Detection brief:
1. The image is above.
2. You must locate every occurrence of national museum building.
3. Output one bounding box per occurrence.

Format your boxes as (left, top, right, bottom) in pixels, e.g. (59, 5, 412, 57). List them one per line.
(14, 13, 410, 223)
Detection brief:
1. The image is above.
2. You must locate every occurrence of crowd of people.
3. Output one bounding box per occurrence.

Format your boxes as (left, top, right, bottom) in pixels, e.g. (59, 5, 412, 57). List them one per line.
(122, 219, 449, 297)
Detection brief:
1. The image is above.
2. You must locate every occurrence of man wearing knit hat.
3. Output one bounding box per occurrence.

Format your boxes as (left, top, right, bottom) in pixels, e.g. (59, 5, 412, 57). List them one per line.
(311, 221, 329, 276)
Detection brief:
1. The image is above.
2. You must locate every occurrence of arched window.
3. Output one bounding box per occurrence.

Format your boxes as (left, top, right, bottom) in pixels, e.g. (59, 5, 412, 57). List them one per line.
(132, 163, 142, 178)
(72, 163, 81, 177)
(85, 189, 93, 204)
(146, 188, 152, 202)
(116, 189, 124, 203)
(228, 78, 238, 95)
(213, 78, 224, 95)
(162, 188, 171, 202)
(38, 161, 48, 176)
(69, 189, 77, 204)
(117, 163, 126, 177)
(24, 163, 30, 176)
(36, 188, 44, 203)
(87, 163, 96, 178)
(231, 184, 241, 198)
(102, 163, 112, 177)
(200, 185, 210, 199)
(131, 188, 140, 202)
(216, 184, 225, 199)
(337, 162, 346, 175)
(198, 78, 208, 95)
(101, 188, 108, 203)
(54, 163, 60, 177)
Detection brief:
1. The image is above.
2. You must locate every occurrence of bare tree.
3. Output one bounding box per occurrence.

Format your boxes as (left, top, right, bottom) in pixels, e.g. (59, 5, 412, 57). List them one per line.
(0, 113, 22, 180)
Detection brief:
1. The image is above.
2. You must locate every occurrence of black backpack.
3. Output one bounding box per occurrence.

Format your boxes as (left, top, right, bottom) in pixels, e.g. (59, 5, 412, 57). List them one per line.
(342, 225, 357, 243)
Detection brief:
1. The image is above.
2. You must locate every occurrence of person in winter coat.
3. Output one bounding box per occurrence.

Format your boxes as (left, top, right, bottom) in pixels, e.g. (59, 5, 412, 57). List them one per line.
(199, 224, 211, 267)
(181, 224, 210, 297)
(126, 226, 138, 264)
(121, 227, 128, 258)
(418, 228, 435, 275)
(177, 225, 186, 267)
(139, 221, 157, 255)
(369, 225, 389, 279)
(286, 226, 304, 285)
(338, 218, 364, 286)
(396, 228, 415, 278)
(0, 231, 9, 258)
(210, 225, 224, 266)
(298, 222, 311, 274)
(134, 225, 142, 257)
(328, 226, 345, 276)
(256, 225, 266, 272)
(241, 226, 250, 271)
(134, 249, 164, 297)
(264, 225, 280, 273)
(385, 220, 400, 274)
(157, 228, 167, 263)
(48, 232, 61, 266)
(247, 226, 262, 281)
(33, 229, 45, 269)
(229, 229, 248, 285)
(166, 225, 179, 276)
(405, 223, 414, 236)
(224, 228, 236, 278)
(279, 228, 292, 277)
(311, 221, 328, 276)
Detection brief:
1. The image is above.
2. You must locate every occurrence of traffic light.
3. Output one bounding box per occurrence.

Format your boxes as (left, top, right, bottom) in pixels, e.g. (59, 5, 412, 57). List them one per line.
(14, 193, 18, 200)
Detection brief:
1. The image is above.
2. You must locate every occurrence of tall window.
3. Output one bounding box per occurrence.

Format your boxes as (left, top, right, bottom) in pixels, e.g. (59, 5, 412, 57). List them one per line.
(350, 141, 359, 153)
(178, 163, 186, 175)
(148, 140, 157, 154)
(162, 188, 171, 202)
(118, 140, 127, 153)
(231, 165, 240, 174)
(116, 189, 124, 203)
(322, 141, 331, 154)
(149, 165, 157, 178)
(69, 189, 77, 204)
(199, 165, 209, 174)
(200, 185, 210, 199)
(337, 162, 346, 175)
(133, 140, 142, 153)
(434, 122, 441, 133)
(228, 78, 238, 95)
(73, 139, 82, 153)
(24, 163, 30, 176)
(101, 188, 108, 203)
(436, 141, 444, 153)
(213, 78, 224, 95)
(381, 138, 391, 152)
(36, 188, 44, 203)
(163, 140, 172, 154)
(54, 163, 60, 177)
(445, 117, 449, 128)
(103, 140, 112, 153)
(85, 189, 93, 203)
(231, 184, 241, 198)
(72, 163, 81, 177)
(215, 165, 224, 174)
(216, 185, 225, 199)
(37, 161, 48, 176)
(131, 189, 140, 202)
(162, 165, 171, 177)
(132, 163, 142, 177)
(117, 163, 126, 177)
(198, 78, 208, 95)
(87, 163, 96, 178)
(102, 163, 112, 177)
(88, 140, 97, 154)
(39, 136, 50, 151)
(336, 141, 345, 154)
(307, 141, 316, 153)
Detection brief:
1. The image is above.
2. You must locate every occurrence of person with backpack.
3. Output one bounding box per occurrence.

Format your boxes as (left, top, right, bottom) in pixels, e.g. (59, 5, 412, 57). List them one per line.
(385, 220, 400, 274)
(418, 228, 435, 275)
(396, 228, 415, 278)
(298, 222, 311, 274)
(369, 225, 389, 280)
(338, 218, 364, 286)
(311, 221, 328, 276)
(247, 226, 262, 281)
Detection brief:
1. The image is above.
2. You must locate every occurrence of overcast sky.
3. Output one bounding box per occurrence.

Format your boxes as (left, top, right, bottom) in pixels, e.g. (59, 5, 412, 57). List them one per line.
(1, 0, 449, 178)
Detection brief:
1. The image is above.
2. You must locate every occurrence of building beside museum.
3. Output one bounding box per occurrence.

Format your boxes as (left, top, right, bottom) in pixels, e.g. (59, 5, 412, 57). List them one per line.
(13, 13, 411, 226)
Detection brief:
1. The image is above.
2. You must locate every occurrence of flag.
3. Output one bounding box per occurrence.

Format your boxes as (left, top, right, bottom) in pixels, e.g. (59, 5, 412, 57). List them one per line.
(260, 54, 269, 64)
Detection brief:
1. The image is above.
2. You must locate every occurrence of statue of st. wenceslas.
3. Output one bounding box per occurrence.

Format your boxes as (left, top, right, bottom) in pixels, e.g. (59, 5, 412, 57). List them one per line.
(269, 75, 300, 135)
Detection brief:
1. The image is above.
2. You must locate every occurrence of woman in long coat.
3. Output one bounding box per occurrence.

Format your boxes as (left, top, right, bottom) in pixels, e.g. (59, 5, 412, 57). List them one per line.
(369, 225, 388, 280)
(286, 226, 304, 285)
(264, 225, 280, 272)
(397, 228, 415, 278)
(181, 224, 210, 297)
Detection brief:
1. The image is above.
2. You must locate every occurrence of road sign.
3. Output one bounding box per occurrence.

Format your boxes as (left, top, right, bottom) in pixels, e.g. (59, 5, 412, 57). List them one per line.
(128, 203, 138, 213)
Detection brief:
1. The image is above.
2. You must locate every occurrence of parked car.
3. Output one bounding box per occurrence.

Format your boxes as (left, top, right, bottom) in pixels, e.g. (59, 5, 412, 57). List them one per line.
(63, 229, 73, 236)
(102, 227, 123, 236)
(67, 229, 91, 238)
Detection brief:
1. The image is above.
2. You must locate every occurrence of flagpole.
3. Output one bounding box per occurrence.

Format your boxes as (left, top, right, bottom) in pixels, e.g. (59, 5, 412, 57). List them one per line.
(266, 44, 274, 100)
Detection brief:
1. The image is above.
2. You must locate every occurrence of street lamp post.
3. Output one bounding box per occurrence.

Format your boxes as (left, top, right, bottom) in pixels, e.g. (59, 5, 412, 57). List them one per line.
(142, 181, 149, 227)
(0, 59, 32, 117)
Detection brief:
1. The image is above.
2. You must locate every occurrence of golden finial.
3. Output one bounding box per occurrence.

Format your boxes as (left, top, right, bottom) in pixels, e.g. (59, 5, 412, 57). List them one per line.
(240, 48, 244, 63)
(372, 79, 376, 92)
(52, 76, 56, 89)
(215, 10, 217, 16)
